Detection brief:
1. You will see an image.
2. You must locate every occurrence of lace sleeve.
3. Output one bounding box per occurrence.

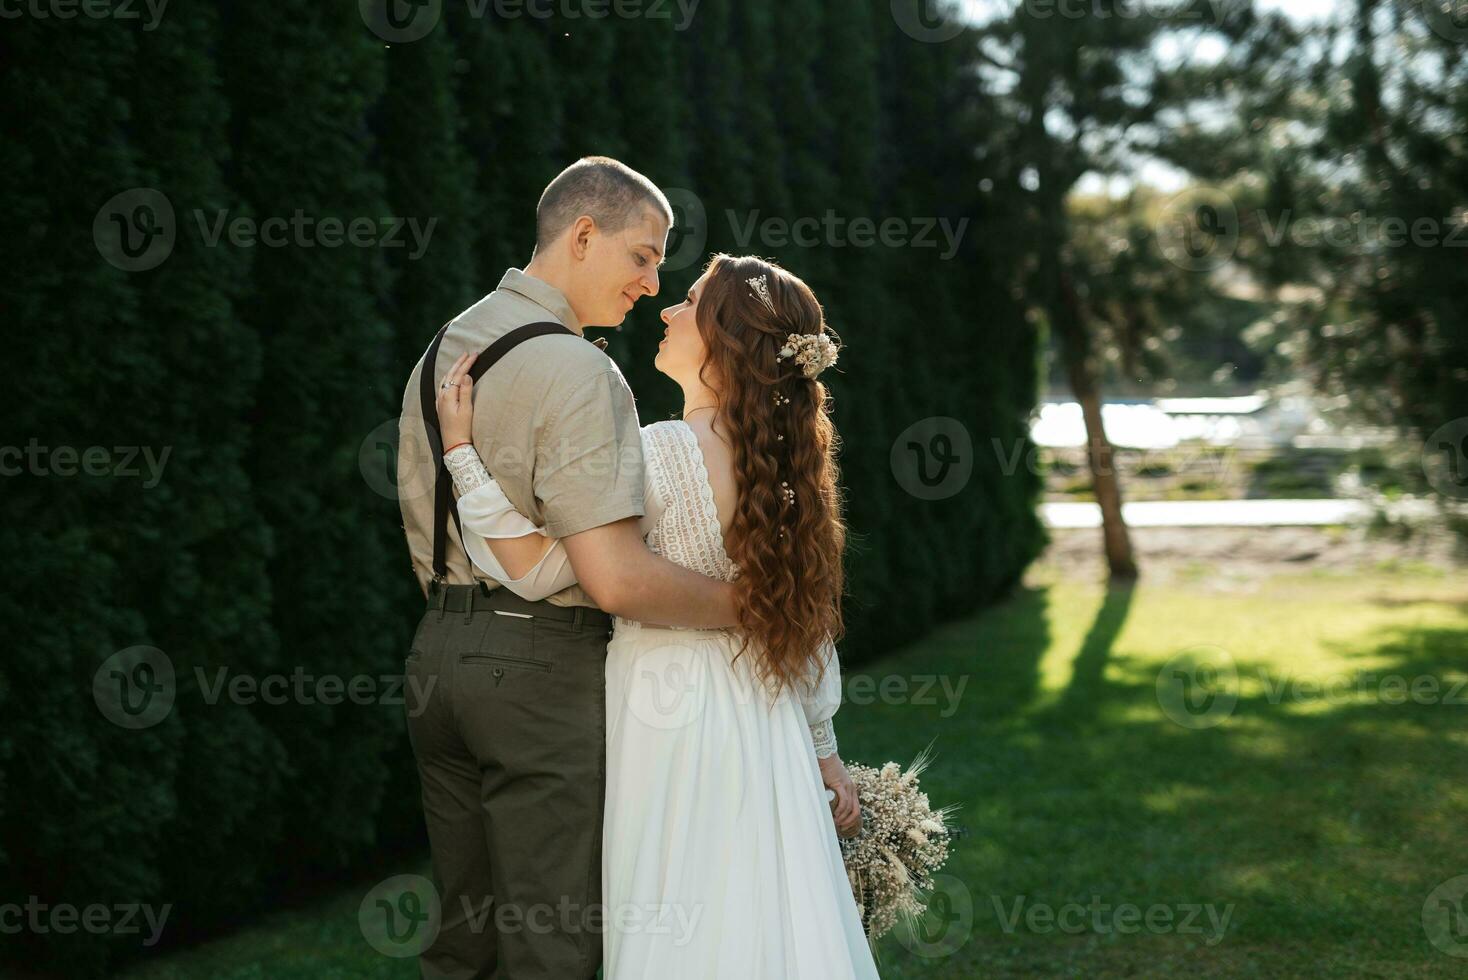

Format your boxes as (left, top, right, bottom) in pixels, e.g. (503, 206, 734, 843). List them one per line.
(443, 444, 579, 600)
(802, 637, 842, 759)
(810, 718, 838, 759)
(444, 444, 493, 496)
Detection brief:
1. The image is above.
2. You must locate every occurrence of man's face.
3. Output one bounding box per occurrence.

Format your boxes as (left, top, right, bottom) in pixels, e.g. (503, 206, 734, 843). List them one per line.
(580, 205, 668, 327)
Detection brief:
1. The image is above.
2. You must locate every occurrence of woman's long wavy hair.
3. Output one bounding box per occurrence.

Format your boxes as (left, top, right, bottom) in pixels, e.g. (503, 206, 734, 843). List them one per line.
(693, 253, 847, 695)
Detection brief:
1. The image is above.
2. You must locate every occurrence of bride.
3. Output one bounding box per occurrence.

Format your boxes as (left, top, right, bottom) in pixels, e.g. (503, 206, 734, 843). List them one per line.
(435, 252, 881, 979)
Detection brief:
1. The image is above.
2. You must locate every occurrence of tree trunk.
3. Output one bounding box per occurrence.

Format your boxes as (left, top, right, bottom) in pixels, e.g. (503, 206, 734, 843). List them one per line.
(1057, 266, 1139, 581)
(1023, 60, 1138, 582)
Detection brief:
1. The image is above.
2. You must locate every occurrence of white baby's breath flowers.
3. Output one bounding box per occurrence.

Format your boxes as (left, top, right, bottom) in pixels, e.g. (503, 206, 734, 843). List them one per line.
(777, 332, 840, 379)
(837, 745, 957, 946)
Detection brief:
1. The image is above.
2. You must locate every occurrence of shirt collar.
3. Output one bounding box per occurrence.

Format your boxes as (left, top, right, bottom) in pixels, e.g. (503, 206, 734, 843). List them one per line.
(497, 268, 583, 337)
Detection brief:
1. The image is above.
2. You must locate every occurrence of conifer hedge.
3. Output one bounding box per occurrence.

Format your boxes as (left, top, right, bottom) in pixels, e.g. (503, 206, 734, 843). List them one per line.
(0, 3, 1043, 972)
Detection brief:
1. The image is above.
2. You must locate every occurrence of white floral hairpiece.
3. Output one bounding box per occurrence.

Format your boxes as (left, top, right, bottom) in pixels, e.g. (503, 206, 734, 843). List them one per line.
(746, 274, 776, 314)
(777, 332, 840, 380)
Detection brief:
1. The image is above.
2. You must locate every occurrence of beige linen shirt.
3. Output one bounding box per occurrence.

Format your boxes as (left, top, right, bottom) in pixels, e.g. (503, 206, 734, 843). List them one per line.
(397, 268, 645, 607)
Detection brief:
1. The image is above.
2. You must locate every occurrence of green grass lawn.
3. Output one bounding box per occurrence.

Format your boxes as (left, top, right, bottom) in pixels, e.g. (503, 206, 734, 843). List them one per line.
(112, 565, 1468, 979)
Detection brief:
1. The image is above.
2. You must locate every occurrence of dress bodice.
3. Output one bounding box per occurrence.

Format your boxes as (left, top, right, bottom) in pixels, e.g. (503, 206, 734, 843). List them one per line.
(638, 420, 738, 585)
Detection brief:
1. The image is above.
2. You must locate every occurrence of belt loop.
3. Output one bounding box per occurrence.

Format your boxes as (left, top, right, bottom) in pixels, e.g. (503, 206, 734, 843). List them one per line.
(572, 606, 584, 632)
(463, 587, 474, 625)
(434, 579, 447, 621)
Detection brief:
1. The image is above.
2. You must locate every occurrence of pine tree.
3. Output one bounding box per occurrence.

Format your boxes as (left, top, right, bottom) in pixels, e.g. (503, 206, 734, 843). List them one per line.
(456, 16, 566, 281)
(687, 0, 753, 251)
(124, 0, 290, 931)
(0, 13, 173, 977)
(610, 15, 692, 419)
(445, 10, 515, 284)
(816, 0, 892, 649)
(972, 1, 1250, 582)
(0, 7, 1050, 970)
(218, 0, 402, 875)
(382, 25, 479, 371)
(550, 10, 625, 160)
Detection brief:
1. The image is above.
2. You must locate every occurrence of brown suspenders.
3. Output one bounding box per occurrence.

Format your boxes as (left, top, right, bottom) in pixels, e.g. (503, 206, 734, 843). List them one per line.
(417, 320, 574, 585)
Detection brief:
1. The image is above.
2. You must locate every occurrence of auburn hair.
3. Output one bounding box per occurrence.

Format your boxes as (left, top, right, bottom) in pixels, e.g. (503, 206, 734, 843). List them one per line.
(693, 253, 847, 696)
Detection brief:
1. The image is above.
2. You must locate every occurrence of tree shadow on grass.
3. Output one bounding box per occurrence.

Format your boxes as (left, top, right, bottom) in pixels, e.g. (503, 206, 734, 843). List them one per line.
(1044, 580, 1136, 728)
(962, 583, 1055, 724)
(843, 582, 1055, 732)
(875, 601, 1468, 978)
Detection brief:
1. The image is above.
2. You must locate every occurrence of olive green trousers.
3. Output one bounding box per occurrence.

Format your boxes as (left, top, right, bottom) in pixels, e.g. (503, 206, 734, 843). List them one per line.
(404, 583, 613, 979)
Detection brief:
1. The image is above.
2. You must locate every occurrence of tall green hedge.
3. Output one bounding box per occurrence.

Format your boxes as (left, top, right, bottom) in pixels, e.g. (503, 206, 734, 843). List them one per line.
(0, 3, 1043, 973)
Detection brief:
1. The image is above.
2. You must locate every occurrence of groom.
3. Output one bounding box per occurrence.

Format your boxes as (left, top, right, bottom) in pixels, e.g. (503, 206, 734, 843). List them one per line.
(397, 157, 738, 979)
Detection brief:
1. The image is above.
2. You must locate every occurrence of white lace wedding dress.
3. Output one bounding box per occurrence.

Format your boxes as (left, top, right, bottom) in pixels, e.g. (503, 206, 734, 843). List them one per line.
(444, 419, 880, 979)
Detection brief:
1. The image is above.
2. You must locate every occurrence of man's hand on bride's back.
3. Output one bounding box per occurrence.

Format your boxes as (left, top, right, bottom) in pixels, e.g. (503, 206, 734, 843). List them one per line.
(561, 520, 740, 629)
(436, 351, 477, 449)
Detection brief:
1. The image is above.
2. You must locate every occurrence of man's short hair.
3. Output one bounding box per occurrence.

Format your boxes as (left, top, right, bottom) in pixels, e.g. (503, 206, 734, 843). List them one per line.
(535, 156, 673, 251)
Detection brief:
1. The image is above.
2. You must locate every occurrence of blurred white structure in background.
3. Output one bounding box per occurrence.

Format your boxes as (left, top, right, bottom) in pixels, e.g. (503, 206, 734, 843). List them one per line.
(1043, 498, 1440, 529)
(1032, 388, 1387, 451)
(1031, 400, 1181, 450)
(1032, 386, 1418, 527)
